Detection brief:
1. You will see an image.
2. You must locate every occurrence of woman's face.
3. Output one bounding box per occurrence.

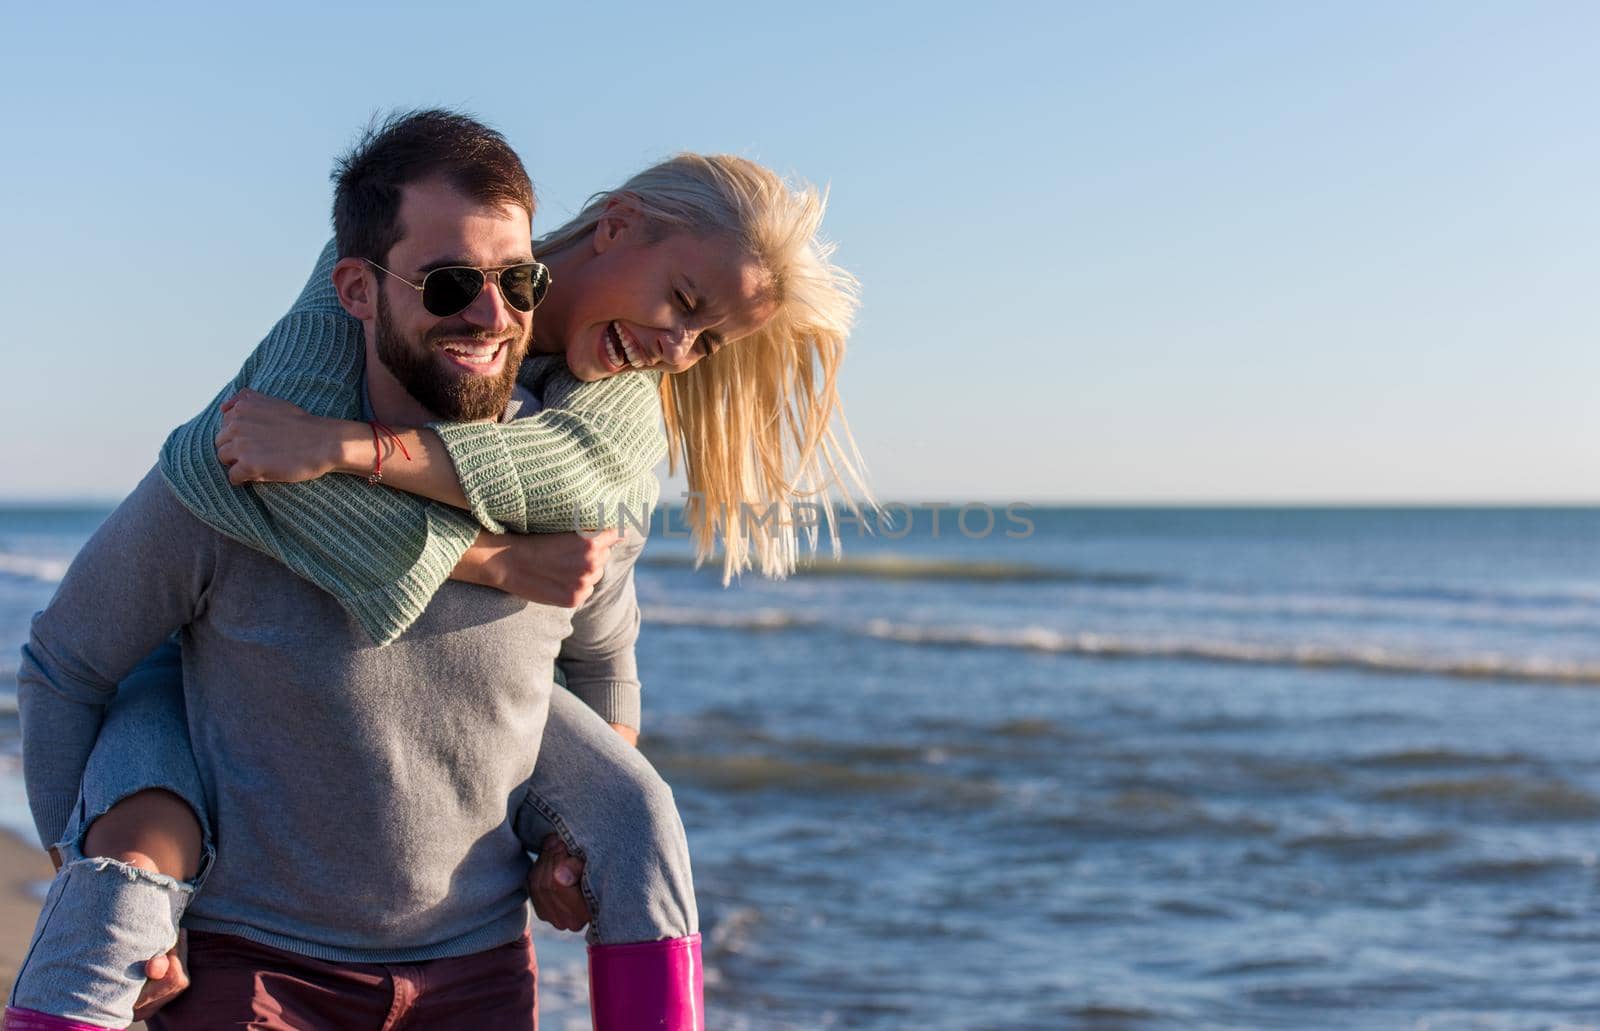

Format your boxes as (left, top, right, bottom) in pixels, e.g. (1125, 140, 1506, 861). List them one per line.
(550, 218, 777, 382)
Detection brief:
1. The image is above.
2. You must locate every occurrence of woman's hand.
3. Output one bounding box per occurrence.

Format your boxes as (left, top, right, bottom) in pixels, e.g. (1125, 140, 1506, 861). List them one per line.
(452, 529, 621, 607)
(132, 930, 190, 1021)
(215, 389, 363, 486)
(528, 834, 591, 933)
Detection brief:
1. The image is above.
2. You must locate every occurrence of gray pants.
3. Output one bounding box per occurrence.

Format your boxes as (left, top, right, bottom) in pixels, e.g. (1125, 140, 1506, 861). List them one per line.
(9, 641, 697, 1026)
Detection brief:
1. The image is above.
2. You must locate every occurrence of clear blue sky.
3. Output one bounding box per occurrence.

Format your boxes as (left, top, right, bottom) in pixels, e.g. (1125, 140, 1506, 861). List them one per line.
(2, 2, 1595, 502)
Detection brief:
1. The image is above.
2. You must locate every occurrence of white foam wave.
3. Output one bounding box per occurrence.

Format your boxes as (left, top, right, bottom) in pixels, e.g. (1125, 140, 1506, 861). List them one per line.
(1093, 586, 1600, 632)
(641, 605, 1600, 686)
(642, 606, 818, 631)
(0, 551, 69, 584)
(858, 621, 1600, 684)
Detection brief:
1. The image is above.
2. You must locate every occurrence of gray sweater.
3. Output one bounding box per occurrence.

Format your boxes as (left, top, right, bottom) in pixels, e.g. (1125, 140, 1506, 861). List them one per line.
(18, 468, 645, 962)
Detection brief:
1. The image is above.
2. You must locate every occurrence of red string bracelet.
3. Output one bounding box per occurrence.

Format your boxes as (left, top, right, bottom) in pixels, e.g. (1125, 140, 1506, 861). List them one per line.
(366, 419, 412, 485)
(367, 422, 384, 485)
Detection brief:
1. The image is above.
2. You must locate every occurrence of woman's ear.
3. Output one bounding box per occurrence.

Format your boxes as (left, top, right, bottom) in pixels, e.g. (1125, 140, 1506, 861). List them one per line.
(593, 195, 643, 254)
(332, 258, 377, 319)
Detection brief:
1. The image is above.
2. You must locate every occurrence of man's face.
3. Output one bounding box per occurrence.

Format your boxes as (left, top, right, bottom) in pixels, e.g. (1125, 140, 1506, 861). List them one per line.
(373, 178, 534, 421)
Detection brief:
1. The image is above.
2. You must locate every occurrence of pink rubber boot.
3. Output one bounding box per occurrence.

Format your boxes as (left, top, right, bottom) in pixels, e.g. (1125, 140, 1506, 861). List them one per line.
(587, 934, 703, 1030)
(3, 1009, 121, 1031)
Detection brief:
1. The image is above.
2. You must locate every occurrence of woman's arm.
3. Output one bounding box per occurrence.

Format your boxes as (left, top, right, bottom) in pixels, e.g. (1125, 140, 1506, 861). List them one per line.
(214, 390, 474, 510)
(214, 377, 665, 534)
(213, 355, 667, 536)
(427, 357, 666, 535)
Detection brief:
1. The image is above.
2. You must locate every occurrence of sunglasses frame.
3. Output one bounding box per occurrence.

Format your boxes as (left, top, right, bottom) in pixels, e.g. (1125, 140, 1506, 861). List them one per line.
(364, 258, 552, 317)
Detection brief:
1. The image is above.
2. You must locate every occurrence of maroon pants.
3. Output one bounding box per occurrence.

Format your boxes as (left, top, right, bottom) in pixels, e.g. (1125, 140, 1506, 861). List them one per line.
(147, 931, 537, 1030)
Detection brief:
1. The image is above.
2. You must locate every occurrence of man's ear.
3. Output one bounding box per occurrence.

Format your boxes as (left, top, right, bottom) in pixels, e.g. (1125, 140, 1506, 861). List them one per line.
(592, 195, 643, 255)
(333, 258, 378, 319)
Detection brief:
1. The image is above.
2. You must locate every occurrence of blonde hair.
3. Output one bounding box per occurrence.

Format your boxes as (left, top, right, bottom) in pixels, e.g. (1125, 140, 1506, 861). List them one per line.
(536, 154, 869, 580)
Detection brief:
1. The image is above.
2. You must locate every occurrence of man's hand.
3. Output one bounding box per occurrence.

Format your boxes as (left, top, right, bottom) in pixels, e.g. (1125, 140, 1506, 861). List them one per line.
(216, 389, 359, 485)
(528, 834, 591, 933)
(453, 529, 621, 607)
(131, 929, 189, 1021)
(608, 722, 640, 748)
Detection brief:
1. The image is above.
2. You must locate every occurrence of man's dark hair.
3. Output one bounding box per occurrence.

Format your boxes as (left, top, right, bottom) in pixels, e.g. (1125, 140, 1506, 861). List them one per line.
(331, 109, 534, 262)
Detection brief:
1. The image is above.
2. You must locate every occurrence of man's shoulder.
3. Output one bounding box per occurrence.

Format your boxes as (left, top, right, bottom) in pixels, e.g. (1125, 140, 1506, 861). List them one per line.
(101, 465, 234, 573)
(125, 463, 209, 528)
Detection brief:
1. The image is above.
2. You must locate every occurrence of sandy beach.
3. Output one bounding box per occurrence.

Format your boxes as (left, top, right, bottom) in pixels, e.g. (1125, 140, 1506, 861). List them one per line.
(0, 830, 156, 1031)
(0, 829, 52, 1008)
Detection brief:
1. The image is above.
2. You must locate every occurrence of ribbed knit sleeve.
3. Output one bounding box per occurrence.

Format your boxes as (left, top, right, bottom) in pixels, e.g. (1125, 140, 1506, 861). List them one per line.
(159, 240, 666, 645)
(430, 357, 666, 534)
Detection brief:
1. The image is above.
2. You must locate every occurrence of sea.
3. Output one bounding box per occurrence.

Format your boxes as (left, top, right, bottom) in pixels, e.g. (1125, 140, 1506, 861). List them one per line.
(3, 502, 1600, 1030)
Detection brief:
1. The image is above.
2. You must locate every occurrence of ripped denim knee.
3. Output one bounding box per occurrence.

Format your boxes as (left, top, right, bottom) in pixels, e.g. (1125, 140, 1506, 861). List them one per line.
(6, 796, 212, 1027)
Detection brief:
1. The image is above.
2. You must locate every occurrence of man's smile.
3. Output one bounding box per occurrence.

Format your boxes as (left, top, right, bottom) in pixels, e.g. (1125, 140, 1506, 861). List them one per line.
(436, 337, 511, 373)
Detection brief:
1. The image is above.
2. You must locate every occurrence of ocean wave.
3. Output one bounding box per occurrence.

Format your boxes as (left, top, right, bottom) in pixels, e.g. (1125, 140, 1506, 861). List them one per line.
(1351, 748, 1526, 770)
(1372, 776, 1600, 820)
(1206, 953, 1333, 977)
(1283, 827, 1459, 856)
(642, 607, 820, 631)
(1346, 581, 1600, 611)
(1046, 791, 1277, 838)
(654, 751, 939, 795)
(639, 553, 1161, 585)
(0, 552, 69, 584)
(644, 556, 1600, 641)
(859, 620, 1600, 685)
(1102, 585, 1600, 633)
(642, 605, 1600, 686)
(1448, 855, 1591, 882)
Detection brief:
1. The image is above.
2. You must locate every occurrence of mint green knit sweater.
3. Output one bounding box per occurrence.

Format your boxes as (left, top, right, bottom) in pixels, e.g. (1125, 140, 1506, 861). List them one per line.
(159, 241, 665, 645)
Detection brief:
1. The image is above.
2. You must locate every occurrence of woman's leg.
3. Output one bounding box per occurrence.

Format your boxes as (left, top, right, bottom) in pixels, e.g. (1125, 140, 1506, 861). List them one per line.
(513, 684, 701, 1030)
(514, 684, 697, 944)
(7, 641, 211, 1031)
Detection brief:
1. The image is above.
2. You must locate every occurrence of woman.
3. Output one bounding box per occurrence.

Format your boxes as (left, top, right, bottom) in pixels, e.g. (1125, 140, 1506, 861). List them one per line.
(8, 151, 865, 1031)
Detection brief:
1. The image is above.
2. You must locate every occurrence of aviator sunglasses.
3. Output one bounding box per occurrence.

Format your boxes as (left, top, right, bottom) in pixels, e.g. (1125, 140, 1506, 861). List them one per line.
(366, 258, 552, 317)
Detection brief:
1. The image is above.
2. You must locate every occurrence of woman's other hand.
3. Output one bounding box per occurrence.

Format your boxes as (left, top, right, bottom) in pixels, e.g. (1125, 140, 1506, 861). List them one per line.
(452, 529, 620, 607)
(215, 389, 360, 485)
(528, 834, 591, 933)
(132, 929, 189, 1021)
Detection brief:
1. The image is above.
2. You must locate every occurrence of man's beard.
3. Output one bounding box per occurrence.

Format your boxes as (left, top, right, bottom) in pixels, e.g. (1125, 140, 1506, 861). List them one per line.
(375, 290, 528, 421)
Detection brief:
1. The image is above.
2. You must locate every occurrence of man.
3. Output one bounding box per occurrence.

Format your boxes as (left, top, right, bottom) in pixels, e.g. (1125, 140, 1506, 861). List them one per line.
(13, 111, 635, 1028)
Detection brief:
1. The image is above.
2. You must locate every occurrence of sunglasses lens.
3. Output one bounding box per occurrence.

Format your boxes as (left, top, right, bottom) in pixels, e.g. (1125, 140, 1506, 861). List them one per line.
(421, 267, 486, 317)
(498, 264, 549, 313)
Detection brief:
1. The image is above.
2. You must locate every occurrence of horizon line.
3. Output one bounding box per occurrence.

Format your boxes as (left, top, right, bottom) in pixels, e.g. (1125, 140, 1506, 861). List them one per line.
(5, 495, 1600, 511)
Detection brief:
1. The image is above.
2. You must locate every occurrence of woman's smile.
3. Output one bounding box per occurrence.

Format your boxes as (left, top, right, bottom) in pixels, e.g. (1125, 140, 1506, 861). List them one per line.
(601, 321, 652, 372)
